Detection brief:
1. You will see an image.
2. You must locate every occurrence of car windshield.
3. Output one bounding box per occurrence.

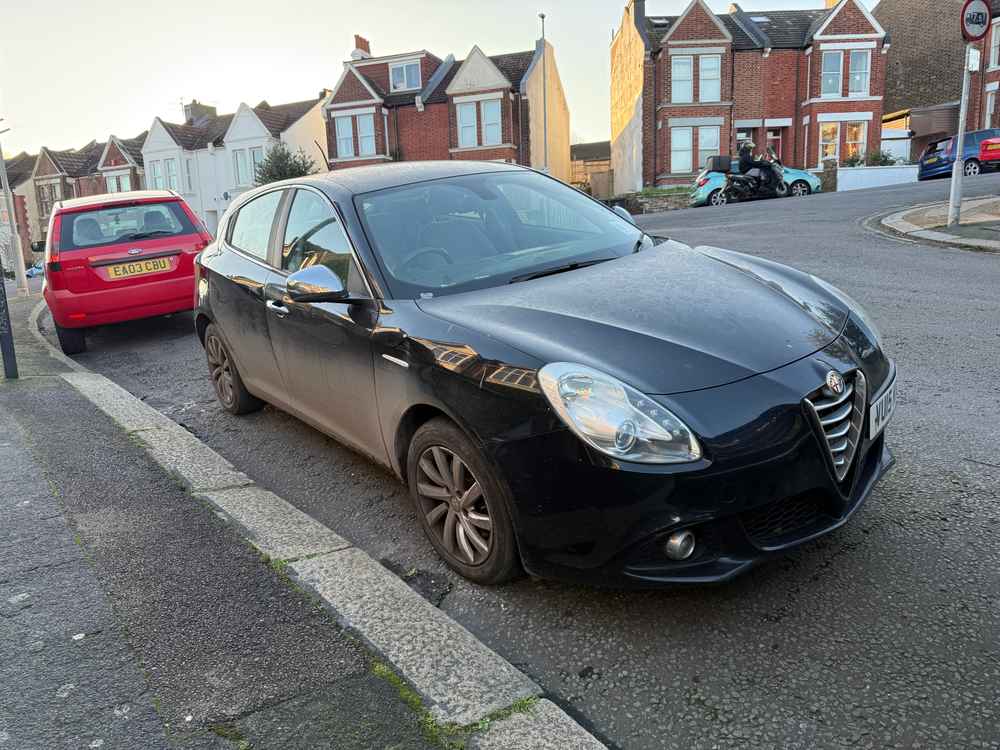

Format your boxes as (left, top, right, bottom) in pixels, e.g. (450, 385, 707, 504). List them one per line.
(59, 201, 195, 251)
(355, 170, 644, 298)
(927, 139, 952, 156)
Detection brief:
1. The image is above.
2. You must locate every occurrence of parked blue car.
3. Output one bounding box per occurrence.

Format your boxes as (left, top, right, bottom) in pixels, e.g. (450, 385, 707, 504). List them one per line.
(690, 160, 822, 207)
(918, 128, 1000, 180)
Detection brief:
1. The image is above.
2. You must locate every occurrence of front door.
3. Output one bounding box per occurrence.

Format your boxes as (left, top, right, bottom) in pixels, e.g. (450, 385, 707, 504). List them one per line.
(264, 187, 385, 461)
(209, 188, 285, 400)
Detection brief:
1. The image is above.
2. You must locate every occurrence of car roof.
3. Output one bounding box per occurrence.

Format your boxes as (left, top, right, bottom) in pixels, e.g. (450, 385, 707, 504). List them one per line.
(290, 160, 529, 198)
(56, 189, 180, 212)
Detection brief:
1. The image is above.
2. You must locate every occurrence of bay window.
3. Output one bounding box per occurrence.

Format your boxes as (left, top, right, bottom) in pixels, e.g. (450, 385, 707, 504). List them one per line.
(849, 50, 870, 97)
(699, 55, 721, 103)
(844, 121, 867, 161)
(458, 102, 478, 148)
(118, 173, 131, 192)
(105, 175, 119, 193)
(820, 122, 840, 165)
(249, 147, 264, 180)
(335, 116, 354, 157)
(671, 56, 693, 104)
(357, 114, 375, 156)
(992, 24, 1000, 68)
(821, 51, 843, 97)
(986, 91, 996, 130)
(232, 150, 249, 186)
(698, 126, 720, 168)
(671, 127, 693, 174)
(482, 100, 502, 146)
(164, 158, 179, 190)
(150, 160, 164, 189)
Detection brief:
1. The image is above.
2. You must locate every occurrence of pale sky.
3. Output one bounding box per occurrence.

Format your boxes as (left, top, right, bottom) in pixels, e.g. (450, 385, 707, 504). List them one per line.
(0, 0, 874, 157)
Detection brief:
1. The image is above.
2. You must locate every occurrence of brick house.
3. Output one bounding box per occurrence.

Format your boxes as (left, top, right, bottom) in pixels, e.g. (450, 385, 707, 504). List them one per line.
(324, 35, 570, 182)
(96, 134, 146, 194)
(29, 141, 106, 241)
(610, 0, 888, 192)
(876, 0, 1000, 160)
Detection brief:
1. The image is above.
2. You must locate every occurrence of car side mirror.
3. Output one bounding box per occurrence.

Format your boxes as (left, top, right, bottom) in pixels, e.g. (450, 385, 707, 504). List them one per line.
(286, 265, 350, 303)
(612, 205, 636, 225)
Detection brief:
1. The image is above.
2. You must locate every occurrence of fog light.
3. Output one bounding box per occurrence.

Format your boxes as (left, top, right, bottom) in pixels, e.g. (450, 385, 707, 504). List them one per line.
(664, 530, 696, 561)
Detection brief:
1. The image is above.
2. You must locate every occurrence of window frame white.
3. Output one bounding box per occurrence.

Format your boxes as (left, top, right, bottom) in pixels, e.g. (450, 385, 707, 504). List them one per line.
(821, 51, 844, 98)
(848, 50, 871, 97)
(671, 56, 694, 105)
(249, 147, 264, 181)
(356, 114, 376, 157)
(105, 175, 118, 193)
(991, 23, 1000, 69)
(699, 55, 722, 103)
(986, 91, 997, 130)
(118, 173, 131, 192)
(232, 150, 249, 187)
(819, 121, 840, 166)
(671, 126, 694, 174)
(389, 60, 422, 92)
(481, 99, 502, 146)
(335, 116, 355, 158)
(185, 159, 195, 193)
(457, 102, 478, 148)
(844, 121, 868, 162)
(698, 126, 720, 168)
(150, 160, 164, 190)
(164, 158, 179, 191)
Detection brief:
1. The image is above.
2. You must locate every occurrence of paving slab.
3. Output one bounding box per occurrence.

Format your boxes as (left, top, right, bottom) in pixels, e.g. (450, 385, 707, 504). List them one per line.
(293, 548, 540, 726)
(469, 700, 606, 750)
(196, 485, 351, 561)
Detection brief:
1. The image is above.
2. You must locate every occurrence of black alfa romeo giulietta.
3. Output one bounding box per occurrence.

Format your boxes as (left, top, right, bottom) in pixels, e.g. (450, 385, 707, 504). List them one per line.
(193, 161, 896, 587)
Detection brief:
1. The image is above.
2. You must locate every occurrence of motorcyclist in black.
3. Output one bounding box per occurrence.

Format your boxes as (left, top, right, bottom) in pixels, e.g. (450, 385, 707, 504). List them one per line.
(738, 141, 774, 191)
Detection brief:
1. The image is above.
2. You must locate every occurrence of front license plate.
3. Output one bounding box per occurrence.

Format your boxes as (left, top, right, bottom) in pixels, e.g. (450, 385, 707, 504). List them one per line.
(107, 257, 171, 280)
(869, 378, 896, 439)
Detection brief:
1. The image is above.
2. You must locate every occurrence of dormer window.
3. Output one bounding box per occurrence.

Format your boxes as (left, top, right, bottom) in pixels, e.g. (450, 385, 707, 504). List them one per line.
(390, 61, 421, 92)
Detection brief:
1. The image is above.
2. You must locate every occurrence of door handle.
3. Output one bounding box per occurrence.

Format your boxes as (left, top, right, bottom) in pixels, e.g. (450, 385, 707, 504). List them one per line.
(266, 300, 288, 318)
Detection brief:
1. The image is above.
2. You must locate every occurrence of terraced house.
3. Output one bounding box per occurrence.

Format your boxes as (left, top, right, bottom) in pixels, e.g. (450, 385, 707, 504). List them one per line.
(611, 0, 888, 192)
(324, 35, 570, 182)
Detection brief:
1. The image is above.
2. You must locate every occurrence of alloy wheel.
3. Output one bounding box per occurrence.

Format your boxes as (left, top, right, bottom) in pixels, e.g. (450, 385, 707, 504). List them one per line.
(791, 181, 810, 197)
(710, 190, 728, 206)
(965, 161, 981, 177)
(416, 446, 493, 565)
(206, 334, 235, 407)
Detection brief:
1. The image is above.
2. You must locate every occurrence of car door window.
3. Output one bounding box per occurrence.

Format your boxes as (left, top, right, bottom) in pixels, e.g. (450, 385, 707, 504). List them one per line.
(229, 190, 282, 261)
(281, 189, 367, 296)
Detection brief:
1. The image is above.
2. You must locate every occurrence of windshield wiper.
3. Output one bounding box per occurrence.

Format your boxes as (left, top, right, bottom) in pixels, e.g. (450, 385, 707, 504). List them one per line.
(509, 258, 615, 284)
(117, 230, 174, 242)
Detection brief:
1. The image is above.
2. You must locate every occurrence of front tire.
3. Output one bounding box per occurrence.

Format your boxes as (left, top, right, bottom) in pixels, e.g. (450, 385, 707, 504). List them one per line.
(790, 180, 811, 197)
(407, 418, 521, 585)
(965, 159, 982, 177)
(204, 324, 263, 415)
(774, 181, 789, 198)
(709, 189, 729, 206)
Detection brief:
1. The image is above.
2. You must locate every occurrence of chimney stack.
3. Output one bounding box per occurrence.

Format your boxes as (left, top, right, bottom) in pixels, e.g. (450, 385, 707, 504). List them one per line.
(183, 99, 217, 126)
(351, 35, 371, 60)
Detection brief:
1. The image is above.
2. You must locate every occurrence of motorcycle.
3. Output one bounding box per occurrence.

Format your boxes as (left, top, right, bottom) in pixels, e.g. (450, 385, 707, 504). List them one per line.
(720, 147, 788, 204)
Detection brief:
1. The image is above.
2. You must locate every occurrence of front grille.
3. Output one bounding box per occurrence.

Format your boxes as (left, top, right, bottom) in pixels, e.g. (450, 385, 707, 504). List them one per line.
(740, 493, 832, 548)
(804, 370, 868, 483)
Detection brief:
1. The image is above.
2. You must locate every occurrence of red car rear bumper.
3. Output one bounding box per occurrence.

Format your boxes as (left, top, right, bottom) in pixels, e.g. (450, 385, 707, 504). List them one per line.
(44, 274, 195, 328)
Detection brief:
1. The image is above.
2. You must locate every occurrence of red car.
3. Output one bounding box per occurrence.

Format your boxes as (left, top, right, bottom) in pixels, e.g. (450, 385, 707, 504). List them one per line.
(43, 190, 211, 354)
(979, 137, 1000, 170)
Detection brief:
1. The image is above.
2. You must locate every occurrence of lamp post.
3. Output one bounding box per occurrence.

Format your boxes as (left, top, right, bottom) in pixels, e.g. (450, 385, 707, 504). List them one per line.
(539, 12, 549, 173)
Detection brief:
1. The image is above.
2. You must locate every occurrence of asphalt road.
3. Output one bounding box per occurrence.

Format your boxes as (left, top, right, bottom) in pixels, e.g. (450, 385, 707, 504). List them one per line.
(56, 176, 1000, 749)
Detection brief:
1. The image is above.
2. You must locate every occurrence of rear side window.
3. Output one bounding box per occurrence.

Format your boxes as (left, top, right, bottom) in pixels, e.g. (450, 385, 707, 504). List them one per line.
(59, 201, 195, 251)
(228, 190, 282, 261)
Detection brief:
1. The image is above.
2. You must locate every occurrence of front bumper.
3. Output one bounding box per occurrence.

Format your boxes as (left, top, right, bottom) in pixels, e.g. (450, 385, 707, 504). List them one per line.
(491, 333, 895, 587)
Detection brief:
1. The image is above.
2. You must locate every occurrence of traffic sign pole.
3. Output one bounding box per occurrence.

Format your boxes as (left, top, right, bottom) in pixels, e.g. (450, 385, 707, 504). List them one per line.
(948, 45, 974, 227)
(951, 0, 992, 227)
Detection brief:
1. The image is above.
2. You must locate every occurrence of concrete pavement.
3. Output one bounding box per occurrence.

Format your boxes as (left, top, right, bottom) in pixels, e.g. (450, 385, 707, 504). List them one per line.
(880, 193, 1000, 250)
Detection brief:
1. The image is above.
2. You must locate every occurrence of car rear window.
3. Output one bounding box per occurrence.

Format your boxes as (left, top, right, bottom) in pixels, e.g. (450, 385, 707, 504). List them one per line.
(59, 201, 196, 251)
(927, 139, 952, 156)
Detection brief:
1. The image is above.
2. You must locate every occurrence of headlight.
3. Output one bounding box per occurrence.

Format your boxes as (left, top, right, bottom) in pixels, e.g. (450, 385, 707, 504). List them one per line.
(538, 363, 702, 464)
(811, 276, 882, 343)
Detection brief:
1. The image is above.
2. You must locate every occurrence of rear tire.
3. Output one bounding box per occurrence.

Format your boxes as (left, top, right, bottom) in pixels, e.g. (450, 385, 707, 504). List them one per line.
(407, 417, 522, 585)
(965, 159, 982, 177)
(790, 180, 811, 197)
(774, 181, 789, 198)
(55, 324, 86, 355)
(204, 324, 263, 415)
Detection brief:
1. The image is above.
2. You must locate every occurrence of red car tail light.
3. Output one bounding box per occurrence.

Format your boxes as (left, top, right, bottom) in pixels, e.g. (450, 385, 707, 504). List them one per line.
(697, 178, 709, 188)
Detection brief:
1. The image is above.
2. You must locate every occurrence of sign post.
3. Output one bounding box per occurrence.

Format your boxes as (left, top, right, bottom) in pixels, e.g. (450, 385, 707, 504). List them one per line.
(950, 0, 991, 227)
